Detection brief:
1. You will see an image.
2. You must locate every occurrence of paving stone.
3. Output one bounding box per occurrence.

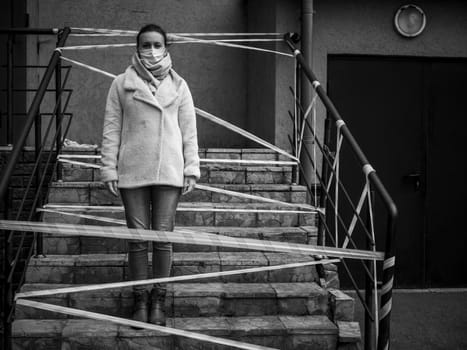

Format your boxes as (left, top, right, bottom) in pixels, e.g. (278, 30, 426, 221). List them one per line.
(90, 185, 122, 205)
(176, 211, 214, 226)
(43, 235, 80, 255)
(48, 186, 89, 204)
(241, 152, 277, 161)
(62, 319, 119, 349)
(206, 149, 241, 160)
(62, 164, 94, 182)
(246, 167, 292, 185)
(181, 188, 212, 202)
(214, 211, 257, 227)
(257, 212, 298, 227)
(336, 321, 361, 343)
(209, 170, 245, 184)
(80, 236, 126, 254)
(228, 315, 285, 336)
(329, 289, 355, 322)
(12, 319, 66, 337)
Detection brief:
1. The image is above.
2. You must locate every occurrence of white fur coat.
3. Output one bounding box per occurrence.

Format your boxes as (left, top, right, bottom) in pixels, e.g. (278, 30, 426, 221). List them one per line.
(100, 66, 200, 188)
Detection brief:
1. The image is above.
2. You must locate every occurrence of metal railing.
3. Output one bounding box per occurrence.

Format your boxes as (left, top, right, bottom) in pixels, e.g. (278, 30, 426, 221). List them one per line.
(0, 27, 72, 350)
(284, 33, 397, 350)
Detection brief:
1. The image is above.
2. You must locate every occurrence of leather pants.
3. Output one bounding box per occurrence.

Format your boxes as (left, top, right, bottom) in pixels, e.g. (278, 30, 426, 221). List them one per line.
(120, 185, 181, 292)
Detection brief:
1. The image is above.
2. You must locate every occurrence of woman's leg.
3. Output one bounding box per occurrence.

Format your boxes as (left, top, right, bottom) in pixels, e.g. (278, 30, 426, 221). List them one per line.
(120, 186, 151, 322)
(149, 185, 181, 325)
(150, 185, 181, 278)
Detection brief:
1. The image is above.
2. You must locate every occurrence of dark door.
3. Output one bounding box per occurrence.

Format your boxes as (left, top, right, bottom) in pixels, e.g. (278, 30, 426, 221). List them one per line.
(327, 56, 467, 288)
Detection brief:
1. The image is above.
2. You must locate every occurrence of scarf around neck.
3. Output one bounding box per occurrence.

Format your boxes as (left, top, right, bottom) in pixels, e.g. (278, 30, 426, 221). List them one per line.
(131, 52, 172, 91)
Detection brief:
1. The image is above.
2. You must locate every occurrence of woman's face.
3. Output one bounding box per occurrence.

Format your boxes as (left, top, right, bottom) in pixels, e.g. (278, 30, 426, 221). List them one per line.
(138, 31, 165, 51)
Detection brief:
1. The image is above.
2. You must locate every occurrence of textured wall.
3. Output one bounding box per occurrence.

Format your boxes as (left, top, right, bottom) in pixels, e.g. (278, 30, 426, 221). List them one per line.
(312, 0, 467, 130)
(26, 0, 249, 147)
(22, 0, 467, 149)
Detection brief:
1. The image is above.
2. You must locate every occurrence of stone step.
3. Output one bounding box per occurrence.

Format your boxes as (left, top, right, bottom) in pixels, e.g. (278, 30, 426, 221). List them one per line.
(16, 282, 331, 320)
(25, 252, 338, 285)
(12, 315, 338, 350)
(42, 202, 317, 227)
(63, 162, 295, 184)
(47, 182, 308, 205)
(42, 226, 317, 255)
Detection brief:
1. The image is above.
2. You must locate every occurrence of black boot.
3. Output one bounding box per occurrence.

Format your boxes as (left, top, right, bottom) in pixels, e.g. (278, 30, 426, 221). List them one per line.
(149, 284, 166, 325)
(130, 289, 149, 328)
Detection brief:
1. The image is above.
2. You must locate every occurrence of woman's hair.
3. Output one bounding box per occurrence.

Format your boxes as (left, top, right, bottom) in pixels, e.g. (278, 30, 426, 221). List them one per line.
(136, 24, 168, 47)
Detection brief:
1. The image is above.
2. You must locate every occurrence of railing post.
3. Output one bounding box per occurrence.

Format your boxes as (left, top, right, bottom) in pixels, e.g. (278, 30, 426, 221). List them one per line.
(365, 190, 376, 350)
(6, 34, 14, 146)
(299, 0, 315, 188)
(34, 112, 43, 255)
(292, 63, 301, 185)
(2, 187, 12, 350)
(55, 34, 63, 182)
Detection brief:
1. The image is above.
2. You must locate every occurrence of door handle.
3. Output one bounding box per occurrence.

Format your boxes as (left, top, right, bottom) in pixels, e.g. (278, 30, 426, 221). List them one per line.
(403, 173, 421, 191)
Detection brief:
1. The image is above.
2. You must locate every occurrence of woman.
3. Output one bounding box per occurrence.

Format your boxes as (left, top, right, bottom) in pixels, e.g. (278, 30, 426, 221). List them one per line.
(100, 24, 200, 326)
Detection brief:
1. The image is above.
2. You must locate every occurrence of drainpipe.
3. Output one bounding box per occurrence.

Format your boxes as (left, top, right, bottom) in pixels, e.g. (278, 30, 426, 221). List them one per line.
(300, 0, 314, 188)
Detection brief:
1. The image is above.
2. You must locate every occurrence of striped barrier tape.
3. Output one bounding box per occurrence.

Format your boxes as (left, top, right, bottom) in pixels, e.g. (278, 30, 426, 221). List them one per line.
(57, 156, 297, 166)
(195, 184, 320, 212)
(57, 56, 297, 163)
(58, 158, 101, 169)
(70, 27, 282, 36)
(0, 220, 384, 261)
(41, 203, 317, 214)
(171, 34, 293, 58)
(195, 108, 298, 162)
(16, 299, 277, 350)
(16, 258, 340, 299)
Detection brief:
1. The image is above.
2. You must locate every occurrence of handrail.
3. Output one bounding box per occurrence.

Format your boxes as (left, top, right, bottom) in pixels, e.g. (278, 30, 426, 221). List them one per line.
(0, 27, 71, 203)
(284, 33, 397, 350)
(1, 27, 73, 350)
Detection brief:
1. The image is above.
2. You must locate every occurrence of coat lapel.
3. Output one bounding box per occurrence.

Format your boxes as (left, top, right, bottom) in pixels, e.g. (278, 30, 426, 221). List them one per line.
(123, 67, 179, 111)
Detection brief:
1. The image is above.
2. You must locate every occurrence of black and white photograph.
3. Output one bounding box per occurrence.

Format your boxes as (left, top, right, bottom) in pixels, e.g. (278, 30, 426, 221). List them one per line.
(1, 1, 466, 349)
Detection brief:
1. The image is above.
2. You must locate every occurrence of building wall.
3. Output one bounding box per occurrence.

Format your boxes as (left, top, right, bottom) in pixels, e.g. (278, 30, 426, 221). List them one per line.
(310, 0, 467, 139)
(26, 0, 250, 147)
(20, 1, 467, 149)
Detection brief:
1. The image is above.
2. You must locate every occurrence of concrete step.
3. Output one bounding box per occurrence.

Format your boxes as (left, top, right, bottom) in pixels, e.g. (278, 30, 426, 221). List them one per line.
(63, 163, 295, 184)
(12, 315, 338, 350)
(25, 252, 338, 285)
(47, 182, 308, 205)
(16, 282, 332, 320)
(42, 226, 317, 254)
(42, 202, 317, 227)
(60, 147, 295, 183)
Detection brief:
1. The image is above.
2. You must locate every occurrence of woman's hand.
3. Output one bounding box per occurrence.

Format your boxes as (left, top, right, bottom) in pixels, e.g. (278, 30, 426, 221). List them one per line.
(182, 176, 196, 195)
(105, 180, 119, 197)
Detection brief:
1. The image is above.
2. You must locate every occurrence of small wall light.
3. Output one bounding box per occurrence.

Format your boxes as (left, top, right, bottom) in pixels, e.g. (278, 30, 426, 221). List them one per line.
(394, 4, 426, 38)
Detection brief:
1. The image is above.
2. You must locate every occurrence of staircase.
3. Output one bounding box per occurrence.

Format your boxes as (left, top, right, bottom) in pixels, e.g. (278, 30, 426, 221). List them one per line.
(11, 146, 360, 350)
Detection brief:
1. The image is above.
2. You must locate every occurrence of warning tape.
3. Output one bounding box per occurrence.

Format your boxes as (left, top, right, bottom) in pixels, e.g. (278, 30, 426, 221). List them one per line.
(58, 158, 101, 169)
(56, 56, 296, 163)
(37, 208, 126, 225)
(41, 203, 317, 214)
(171, 34, 293, 58)
(58, 39, 283, 51)
(196, 184, 320, 213)
(70, 27, 282, 36)
(0, 220, 384, 261)
(16, 299, 277, 350)
(57, 156, 297, 166)
(16, 258, 340, 299)
(195, 108, 298, 162)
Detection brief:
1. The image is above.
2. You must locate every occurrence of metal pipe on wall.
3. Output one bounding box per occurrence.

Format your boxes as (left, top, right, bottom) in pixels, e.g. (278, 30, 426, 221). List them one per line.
(300, 0, 314, 185)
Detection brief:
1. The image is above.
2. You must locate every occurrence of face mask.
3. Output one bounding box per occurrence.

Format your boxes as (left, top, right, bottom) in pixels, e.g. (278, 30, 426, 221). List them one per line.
(139, 48, 166, 66)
